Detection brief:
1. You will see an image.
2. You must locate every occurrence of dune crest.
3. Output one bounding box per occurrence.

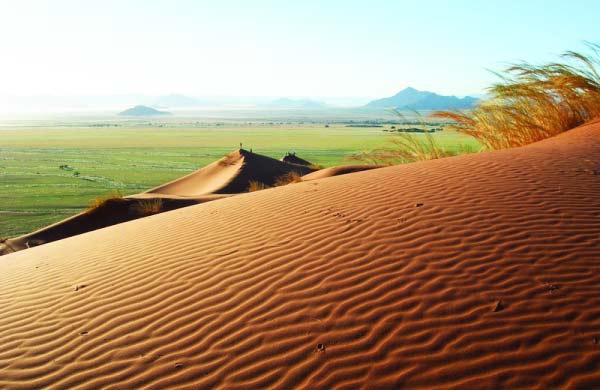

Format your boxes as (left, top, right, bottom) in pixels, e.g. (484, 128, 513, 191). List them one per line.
(147, 148, 313, 196)
(281, 152, 312, 166)
(1, 120, 600, 389)
(302, 165, 384, 181)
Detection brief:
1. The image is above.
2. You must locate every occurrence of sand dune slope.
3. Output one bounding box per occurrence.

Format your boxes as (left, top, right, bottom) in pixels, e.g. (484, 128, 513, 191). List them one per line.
(147, 148, 313, 196)
(302, 165, 384, 181)
(1, 120, 600, 389)
(281, 152, 312, 166)
(0, 195, 228, 255)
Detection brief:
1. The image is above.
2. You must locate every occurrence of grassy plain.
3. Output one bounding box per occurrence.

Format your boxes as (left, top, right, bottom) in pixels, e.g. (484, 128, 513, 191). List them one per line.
(0, 121, 478, 237)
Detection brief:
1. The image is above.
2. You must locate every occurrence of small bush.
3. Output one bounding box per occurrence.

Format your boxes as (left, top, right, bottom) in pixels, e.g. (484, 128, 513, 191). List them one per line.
(248, 181, 270, 192)
(275, 171, 303, 186)
(86, 190, 125, 213)
(132, 198, 163, 216)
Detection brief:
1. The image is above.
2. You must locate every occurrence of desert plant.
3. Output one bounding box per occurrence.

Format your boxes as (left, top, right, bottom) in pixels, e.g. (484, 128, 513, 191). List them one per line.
(274, 171, 303, 186)
(132, 198, 163, 216)
(350, 131, 461, 165)
(86, 190, 125, 213)
(351, 110, 470, 165)
(248, 181, 270, 192)
(433, 43, 600, 149)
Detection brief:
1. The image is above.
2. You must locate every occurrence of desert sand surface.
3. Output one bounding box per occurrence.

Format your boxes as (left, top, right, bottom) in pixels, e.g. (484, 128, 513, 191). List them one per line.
(1, 119, 600, 389)
(0, 195, 229, 255)
(302, 165, 384, 181)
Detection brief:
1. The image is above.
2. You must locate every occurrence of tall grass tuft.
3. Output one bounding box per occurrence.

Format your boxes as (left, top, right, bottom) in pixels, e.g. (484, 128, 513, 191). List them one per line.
(86, 190, 125, 213)
(433, 43, 600, 150)
(351, 132, 459, 165)
(274, 171, 303, 186)
(132, 198, 163, 216)
(351, 111, 472, 165)
(248, 181, 270, 192)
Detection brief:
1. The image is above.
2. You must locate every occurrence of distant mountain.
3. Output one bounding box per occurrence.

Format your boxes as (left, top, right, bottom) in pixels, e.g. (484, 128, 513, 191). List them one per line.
(267, 98, 327, 109)
(365, 87, 478, 110)
(118, 105, 171, 116)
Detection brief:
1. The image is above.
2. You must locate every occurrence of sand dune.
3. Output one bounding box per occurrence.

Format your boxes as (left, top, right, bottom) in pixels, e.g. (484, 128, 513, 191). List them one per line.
(147, 148, 313, 196)
(1, 149, 311, 255)
(302, 165, 384, 181)
(1, 119, 600, 389)
(281, 152, 312, 166)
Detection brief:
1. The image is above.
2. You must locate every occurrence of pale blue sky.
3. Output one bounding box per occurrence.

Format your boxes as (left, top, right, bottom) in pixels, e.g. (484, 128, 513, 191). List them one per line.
(0, 0, 598, 98)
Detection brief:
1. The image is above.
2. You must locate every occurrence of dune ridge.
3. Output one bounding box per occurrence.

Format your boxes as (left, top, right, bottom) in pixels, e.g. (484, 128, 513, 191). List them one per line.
(0, 195, 229, 255)
(146, 148, 312, 196)
(1, 119, 600, 389)
(302, 165, 384, 181)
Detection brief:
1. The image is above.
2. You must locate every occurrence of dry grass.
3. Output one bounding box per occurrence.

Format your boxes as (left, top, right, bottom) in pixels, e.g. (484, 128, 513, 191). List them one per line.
(86, 190, 125, 213)
(433, 43, 600, 150)
(248, 172, 303, 192)
(274, 171, 303, 186)
(132, 199, 163, 216)
(350, 132, 460, 165)
(351, 111, 468, 165)
(248, 181, 271, 192)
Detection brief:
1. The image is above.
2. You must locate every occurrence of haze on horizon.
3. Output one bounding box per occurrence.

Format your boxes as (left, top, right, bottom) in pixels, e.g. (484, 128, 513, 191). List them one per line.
(0, 0, 599, 101)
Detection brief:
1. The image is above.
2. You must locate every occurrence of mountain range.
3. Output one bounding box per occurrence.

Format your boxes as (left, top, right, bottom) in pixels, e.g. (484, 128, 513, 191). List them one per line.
(0, 88, 479, 114)
(365, 87, 478, 110)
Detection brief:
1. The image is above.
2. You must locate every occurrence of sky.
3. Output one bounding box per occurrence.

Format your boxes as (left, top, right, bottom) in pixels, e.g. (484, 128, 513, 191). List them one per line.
(0, 0, 598, 99)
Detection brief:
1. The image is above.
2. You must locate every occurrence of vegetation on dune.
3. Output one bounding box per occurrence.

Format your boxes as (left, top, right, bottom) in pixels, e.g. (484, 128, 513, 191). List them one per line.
(351, 131, 473, 165)
(247, 171, 305, 192)
(86, 191, 126, 214)
(132, 199, 163, 216)
(248, 181, 271, 192)
(433, 43, 600, 150)
(274, 171, 303, 186)
(86, 193, 165, 218)
(87, 192, 165, 216)
(353, 43, 600, 164)
(351, 111, 476, 165)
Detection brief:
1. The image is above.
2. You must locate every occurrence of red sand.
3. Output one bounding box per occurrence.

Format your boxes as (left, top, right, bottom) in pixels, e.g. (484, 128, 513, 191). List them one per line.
(302, 165, 384, 181)
(1, 119, 600, 389)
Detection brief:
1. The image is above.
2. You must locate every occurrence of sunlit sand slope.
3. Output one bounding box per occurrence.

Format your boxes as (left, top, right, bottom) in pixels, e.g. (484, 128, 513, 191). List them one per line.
(1, 119, 600, 389)
(302, 165, 383, 181)
(0, 195, 229, 255)
(146, 148, 312, 196)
